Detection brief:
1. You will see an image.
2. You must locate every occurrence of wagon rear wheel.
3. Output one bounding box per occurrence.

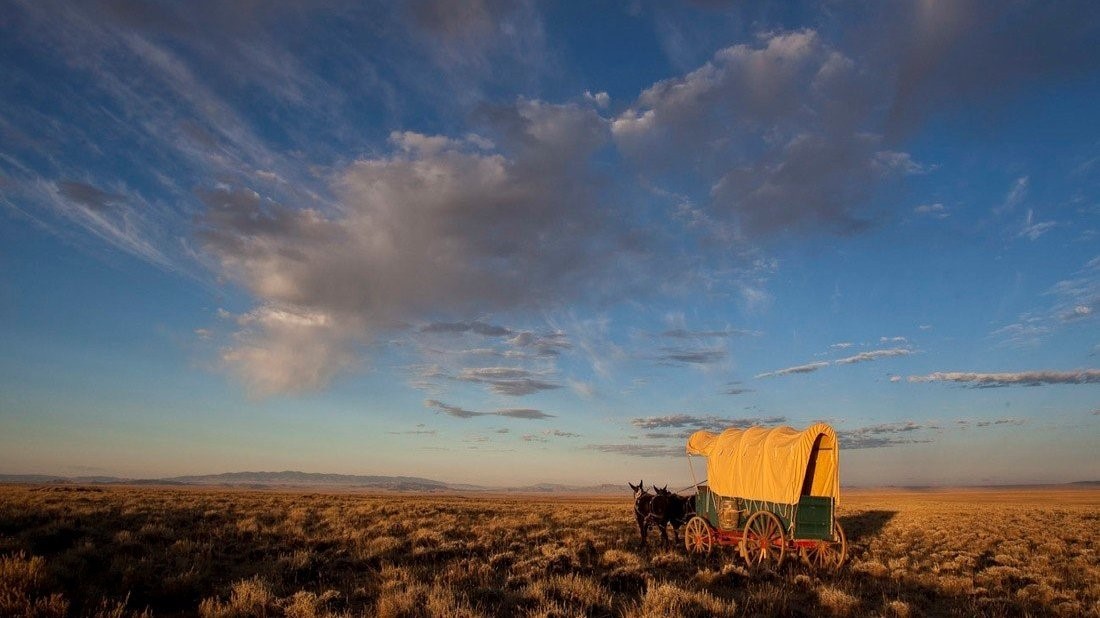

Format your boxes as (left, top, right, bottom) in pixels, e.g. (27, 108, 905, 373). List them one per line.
(684, 516, 713, 556)
(799, 520, 847, 571)
(740, 511, 785, 568)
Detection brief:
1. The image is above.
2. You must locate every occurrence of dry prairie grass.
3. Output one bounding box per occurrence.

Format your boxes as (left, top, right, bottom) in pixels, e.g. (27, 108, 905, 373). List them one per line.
(0, 484, 1096, 616)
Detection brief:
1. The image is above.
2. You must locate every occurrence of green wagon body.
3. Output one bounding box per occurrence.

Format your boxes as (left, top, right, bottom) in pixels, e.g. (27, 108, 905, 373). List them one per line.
(693, 486, 835, 540)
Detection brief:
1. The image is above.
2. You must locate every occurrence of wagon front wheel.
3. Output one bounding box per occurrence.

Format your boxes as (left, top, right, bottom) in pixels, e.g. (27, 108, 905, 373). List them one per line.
(740, 511, 786, 568)
(800, 520, 847, 571)
(684, 516, 713, 556)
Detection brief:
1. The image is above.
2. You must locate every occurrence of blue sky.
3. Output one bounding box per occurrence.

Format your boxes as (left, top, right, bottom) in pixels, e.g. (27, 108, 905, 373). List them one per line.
(1, 0, 1098, 486)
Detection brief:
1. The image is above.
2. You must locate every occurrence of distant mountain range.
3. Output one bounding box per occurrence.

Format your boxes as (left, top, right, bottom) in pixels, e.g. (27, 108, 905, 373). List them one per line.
(168, 471, 451, 491)
(0, 471, 628, 493)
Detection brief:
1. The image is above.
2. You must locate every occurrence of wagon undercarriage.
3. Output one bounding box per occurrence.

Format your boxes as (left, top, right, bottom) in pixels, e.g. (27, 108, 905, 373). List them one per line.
(682, 513, 847, 570)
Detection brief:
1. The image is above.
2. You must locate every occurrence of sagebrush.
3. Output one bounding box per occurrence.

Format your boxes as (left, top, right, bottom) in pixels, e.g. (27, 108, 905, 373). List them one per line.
(0, 485, 1096, 616)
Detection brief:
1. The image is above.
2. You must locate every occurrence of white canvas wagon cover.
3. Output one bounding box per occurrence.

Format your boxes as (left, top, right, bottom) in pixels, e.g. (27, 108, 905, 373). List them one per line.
(686, 423, 840, 506)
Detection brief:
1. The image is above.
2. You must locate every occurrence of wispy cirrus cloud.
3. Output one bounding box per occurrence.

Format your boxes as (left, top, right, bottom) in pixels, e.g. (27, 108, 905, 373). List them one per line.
(993, 257, 1099, 347)
(657, 347, 727, 365)
(56, 180, 122, 212)
(425, 399, 554, 420)
(838, 421, 936, 449)
(506, 330, 571, 357)
(631, 414, 787, 430)
(649, 317, 750, 367)
(568, 379, 597, 399)
(7, 177, 180, 272)
(908, 370, 1100, 387)
(914, 203, 948, 219)
(496, 408, 555, 420)
(956, 418, 1027, 428)
(661, 328, 757, 339)
(456, 366, 561, 396)
(755, 361, 829, 379)
(426, 399, 484, 419)
(420, 321, 513, 336)
(387, 423, 438, 436)
(641, 431, 694, 440)
(990, 315, 1051, 347)
(523, 429, 581, 442)
(416, 320, 570, 360)
(835, 348, 912, 365)
(997, 176, 1029, 214)
(758, 345, 913, 378)
(586, 443, 684, 458)
(1018, 209, 1056, 241)
(1049, 257, 1100, 323)
(406, 364, 449, 392)
(1064, 306, 1094, 321)
(1, 2, 349, 278)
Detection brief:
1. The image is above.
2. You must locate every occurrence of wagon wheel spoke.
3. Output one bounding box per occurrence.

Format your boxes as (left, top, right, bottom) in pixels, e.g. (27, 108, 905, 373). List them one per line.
(742, 511, 785, 568)
(684, 516, 713, 557)
(800, 521, 847, 571)
(831, 521, 847, 570)
(815, 543, 828, 568)
(804, 541, 826, 568)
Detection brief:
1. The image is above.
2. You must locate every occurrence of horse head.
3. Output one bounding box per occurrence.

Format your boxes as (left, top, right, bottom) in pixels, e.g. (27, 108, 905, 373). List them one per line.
(628, 480, 649, 499)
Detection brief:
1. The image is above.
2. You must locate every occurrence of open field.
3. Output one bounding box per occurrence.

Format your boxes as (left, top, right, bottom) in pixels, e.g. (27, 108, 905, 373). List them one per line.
(0, 485, 1097, 617)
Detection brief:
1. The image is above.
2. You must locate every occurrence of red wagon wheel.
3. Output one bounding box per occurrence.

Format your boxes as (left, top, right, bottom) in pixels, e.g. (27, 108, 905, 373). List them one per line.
(799, 520, 847, 571)
(683, 516, 714, 556)
(740, 511, 786, 568)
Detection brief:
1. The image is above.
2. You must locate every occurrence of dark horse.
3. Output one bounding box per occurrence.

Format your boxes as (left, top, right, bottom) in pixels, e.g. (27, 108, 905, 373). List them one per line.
(650, 485, 695, 548)
(628, 480, 653, 548)
(629, 481, 696, 550)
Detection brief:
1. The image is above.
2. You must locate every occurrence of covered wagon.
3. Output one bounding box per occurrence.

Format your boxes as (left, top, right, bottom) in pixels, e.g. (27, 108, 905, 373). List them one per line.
(683, 423, 847, 570)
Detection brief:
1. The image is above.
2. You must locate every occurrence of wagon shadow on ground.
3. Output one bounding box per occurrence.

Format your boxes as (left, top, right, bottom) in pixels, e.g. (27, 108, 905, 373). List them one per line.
(838, 509, 895, 543)
(660, 508, 996, 616)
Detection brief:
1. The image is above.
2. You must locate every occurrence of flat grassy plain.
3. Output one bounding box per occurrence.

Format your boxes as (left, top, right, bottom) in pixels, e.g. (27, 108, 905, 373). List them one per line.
(0, 484, 1096, 617)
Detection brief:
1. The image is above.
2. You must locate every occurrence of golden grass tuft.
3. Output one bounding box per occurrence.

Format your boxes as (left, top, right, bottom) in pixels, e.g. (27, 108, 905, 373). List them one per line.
(0, 551, 69, 618)
(626, 582, 734, 618)
(885, 599, 911, 617)
(815, 584, 859, 616)
(199, 577, 275, 618)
